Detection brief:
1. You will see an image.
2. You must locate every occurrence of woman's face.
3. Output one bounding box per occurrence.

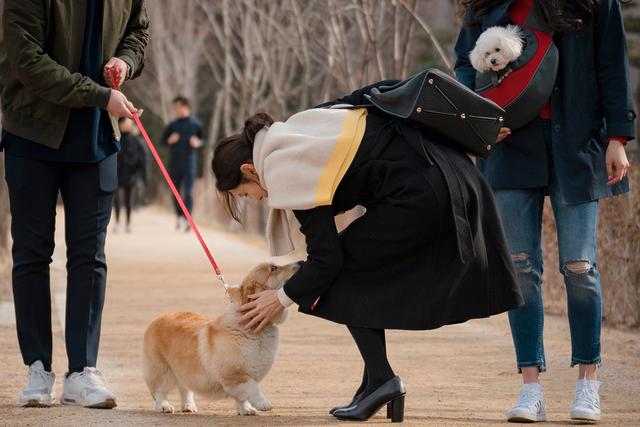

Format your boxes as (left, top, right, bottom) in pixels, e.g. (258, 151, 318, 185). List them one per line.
(230, 181, 268, 201)
(229, 163, 268, 201)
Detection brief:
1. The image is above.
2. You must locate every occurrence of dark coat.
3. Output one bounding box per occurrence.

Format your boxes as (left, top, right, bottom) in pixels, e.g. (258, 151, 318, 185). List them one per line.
(0, 0, 149, 149)
(454, 0, 636, 204)
(161, 116, 204, 176)
(281, 83, 523, 330)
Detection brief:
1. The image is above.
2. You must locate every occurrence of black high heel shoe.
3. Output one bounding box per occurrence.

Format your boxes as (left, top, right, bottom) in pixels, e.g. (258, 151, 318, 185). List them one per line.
(333, 376, 406, 423)
(330, 392, 396, 419)
(331, 370, 369, 415)
(329, 391, 365, 415)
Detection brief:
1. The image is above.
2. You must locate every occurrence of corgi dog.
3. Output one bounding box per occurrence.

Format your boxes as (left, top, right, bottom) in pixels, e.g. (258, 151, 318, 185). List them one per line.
(142, 261, 300, 415)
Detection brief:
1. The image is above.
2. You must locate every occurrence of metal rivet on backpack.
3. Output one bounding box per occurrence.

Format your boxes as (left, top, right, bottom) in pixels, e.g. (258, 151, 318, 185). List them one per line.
(428, 79, 434, 85)
(487, 145, 492, 151)
(460, 113, 466, 120)
(416, 107, 422, 113)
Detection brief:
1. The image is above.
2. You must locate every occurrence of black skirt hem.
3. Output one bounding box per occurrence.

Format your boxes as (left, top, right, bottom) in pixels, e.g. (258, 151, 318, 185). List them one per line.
(298, 300, 522, 331)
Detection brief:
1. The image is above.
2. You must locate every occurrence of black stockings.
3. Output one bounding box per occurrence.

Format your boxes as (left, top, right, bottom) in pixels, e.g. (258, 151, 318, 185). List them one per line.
(347, 326, 395, 397)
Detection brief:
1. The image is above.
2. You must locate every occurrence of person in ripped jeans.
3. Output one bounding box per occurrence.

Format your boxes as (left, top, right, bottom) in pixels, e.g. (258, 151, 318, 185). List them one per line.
(455, 0, 635, 422)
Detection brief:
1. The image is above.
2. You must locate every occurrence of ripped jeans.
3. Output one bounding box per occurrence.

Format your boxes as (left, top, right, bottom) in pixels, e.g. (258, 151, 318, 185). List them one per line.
(494, 189, 601, 372)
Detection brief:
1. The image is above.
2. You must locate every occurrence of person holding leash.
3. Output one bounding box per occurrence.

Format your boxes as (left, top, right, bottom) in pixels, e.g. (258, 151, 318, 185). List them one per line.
(0, 0, 148, 408)
(211, 81, 523, 422)
(455, 0, 635, 422)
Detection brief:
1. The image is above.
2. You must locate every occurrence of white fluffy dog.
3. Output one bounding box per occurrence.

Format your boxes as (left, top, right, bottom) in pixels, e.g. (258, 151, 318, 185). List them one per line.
(470, 25, 524, 72)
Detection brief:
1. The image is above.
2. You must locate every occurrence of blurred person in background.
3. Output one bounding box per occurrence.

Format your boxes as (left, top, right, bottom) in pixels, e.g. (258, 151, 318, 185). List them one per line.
(131, 123, 150, 209)
(0, 0, 148, 409)
(161, 96, 204, 231)
(455, 0, 635, 422)
(113, 117, 147, 233)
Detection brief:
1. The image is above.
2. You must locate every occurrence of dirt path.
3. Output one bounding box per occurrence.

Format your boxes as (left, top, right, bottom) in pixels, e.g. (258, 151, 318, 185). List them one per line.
(0, 207, 638, 426)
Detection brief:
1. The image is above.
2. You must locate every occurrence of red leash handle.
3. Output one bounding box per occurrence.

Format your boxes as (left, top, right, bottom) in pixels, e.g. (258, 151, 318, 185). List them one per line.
(108, 68, 228, 288)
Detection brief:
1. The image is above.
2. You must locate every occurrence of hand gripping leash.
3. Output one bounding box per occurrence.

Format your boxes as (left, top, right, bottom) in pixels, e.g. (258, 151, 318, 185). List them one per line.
(108, 67, 229, 291)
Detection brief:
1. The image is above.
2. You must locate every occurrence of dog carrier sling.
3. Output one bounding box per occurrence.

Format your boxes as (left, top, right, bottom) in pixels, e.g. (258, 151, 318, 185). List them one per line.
(474, 1, 559, 129)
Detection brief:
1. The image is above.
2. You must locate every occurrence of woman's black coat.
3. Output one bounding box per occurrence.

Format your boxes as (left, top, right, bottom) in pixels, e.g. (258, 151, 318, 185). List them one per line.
(454, 0, 636, 204)
(280, 82, 523, 330)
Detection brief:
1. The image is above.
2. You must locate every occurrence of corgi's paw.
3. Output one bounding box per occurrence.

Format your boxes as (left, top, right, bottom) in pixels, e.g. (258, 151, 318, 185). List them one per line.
(181, 401, 197, 413)
(253, 397, 272, 412)
(236, 400, 257, 416)
(156, 400, 174, 414)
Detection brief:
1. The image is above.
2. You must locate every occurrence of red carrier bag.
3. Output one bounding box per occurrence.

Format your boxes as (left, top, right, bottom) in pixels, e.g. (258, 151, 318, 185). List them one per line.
(475, 3, 558, 130)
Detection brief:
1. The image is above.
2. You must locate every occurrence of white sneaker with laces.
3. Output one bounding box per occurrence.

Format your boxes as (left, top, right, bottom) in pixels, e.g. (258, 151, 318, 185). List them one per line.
(61, 367, 117, 409)
(570, 378, 601, 422)
(507, 382, 547, 422)
(20, 361, 56, 407)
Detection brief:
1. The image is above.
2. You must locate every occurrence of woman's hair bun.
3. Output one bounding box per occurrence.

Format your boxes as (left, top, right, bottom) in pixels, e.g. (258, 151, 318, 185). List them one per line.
(243, 112, 274, 145)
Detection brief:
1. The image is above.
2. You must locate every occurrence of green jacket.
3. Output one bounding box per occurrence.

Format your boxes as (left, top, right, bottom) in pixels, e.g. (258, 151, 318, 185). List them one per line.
(0, 0, 150, 149)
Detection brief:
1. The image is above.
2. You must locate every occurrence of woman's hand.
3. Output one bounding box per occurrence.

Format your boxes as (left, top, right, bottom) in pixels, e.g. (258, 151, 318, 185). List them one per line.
(237, 290, 284, 333)
(606, 140, 629, 185)
(496, 127, 511, 143)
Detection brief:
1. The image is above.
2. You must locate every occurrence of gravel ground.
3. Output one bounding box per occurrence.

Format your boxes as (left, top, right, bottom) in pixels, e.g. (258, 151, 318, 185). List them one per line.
(0, 208, 638, 426)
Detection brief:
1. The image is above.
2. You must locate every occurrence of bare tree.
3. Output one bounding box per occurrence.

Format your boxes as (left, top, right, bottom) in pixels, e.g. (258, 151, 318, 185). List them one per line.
(126, 0, 210, 123)
(128, 0, 459, 234)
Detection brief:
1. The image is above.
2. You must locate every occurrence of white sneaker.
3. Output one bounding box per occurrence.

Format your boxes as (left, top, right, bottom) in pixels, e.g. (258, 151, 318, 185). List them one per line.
(570, 378, 601, 422)
(20, 361, 56, 407)
(61, 367, 117, 409)
(507, 383, 547, 422)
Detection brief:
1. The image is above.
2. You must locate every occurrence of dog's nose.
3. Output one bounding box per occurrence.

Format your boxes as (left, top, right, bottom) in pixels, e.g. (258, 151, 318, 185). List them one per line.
(490, 58, 497, 65)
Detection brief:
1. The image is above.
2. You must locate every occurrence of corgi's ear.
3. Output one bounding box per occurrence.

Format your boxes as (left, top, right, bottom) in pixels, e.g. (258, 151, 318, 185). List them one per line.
(227, 285, 243, 305)
(228, 281, 258, 305)
(239, 280, 261, 305)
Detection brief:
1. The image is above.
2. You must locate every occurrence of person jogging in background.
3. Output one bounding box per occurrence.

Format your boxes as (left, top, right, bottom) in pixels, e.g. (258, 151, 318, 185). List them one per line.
(161, 96, 204, 231)
(0, 0, 149, 409)
(113, 117, 147, 233)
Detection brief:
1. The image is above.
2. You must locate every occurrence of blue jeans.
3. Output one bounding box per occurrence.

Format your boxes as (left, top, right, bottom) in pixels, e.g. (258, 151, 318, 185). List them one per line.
(494, 188, 601, 372)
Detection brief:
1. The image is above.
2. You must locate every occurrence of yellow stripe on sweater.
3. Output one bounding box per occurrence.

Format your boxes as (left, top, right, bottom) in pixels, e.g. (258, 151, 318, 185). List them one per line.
(314, 108, 368, 205)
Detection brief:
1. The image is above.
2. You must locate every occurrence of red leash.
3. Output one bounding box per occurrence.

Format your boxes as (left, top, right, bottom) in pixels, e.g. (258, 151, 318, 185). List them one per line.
(108, 67, 228, 290)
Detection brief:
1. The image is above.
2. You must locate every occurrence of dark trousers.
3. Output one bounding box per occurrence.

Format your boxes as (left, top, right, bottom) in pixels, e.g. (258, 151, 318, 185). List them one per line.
(4, 154, 116, 371)
(113, 184, 134, 225)
(170, 165, 195, 217)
